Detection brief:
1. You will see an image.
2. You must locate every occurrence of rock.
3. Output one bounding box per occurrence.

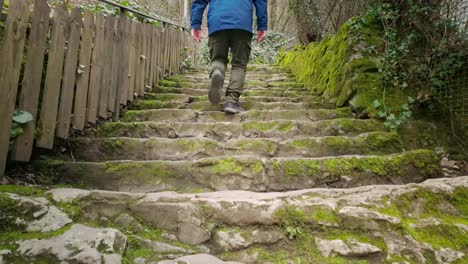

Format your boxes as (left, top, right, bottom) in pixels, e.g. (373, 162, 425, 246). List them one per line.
(103, 254, 122, 264)
(16, 224, 127, 264)
(138, 237, 189, 254)
(134, 257, 147, 264)
(315, 238, 382, 257)
(212, 228, 283, 251)
(177, 222, 211, 245)
(115, 213, 139, 228)
(47, 188, 91, 203)
(7, 194, 72, 232)
(338, 206, 400, 230)
(435, 248, 465, 264)
(158, 254, 243, 264)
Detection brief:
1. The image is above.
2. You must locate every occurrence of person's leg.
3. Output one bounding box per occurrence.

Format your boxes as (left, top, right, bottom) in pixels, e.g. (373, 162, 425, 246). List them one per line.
(224, 30, 253, 113)
(208, 30, 229, 104)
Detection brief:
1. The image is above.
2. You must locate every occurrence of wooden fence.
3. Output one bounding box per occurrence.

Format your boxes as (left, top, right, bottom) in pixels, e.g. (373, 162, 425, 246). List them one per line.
(0, 0, 197, 175)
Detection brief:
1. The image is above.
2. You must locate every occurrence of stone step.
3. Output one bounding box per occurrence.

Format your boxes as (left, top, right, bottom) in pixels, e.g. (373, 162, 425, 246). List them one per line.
(156, 83, 308, 92)
(183, 102, 309, 111)
(130, 101, 324, 111)
(122, 108, 353, 123)
(153, 86, 309, 97)
(100, 119, 382, 141)
(35, 149, 440, 193)
(189, 95, 304, 103)
(44, 176, 467, 263)
(69, 132, 403, 162)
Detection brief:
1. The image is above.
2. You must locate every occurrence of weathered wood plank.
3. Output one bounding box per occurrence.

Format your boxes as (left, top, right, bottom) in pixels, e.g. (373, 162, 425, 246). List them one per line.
(148, 25, 155, 89)
(11, 0, 50, 162)
(160, 28, 166, 78)
(156, 27, 162, 81)
(0, 0, 30, 174)
(136, 22, 146, 96)
(73, 11, 95, 130)
(144, 23, 151, 90)
(36, 6, 69, 149)
(120, 18, 132, 105)
(108, 17, 118, 113)
(154, 27, 161, 85)
(56, 8, 83, 139)
(87, 14, 105, 124)
(127, 21, 137, 103)
(97, 15, 115, 118)
(113, 11, 128, 121)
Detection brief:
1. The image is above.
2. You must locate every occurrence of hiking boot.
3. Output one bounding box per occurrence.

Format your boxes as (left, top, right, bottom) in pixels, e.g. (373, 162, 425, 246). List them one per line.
(224, 102, 245, 114)
(209, 69, 224, 104)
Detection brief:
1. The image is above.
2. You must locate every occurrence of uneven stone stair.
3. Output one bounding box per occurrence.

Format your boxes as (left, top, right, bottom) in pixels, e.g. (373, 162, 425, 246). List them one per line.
(7, 65, 466, 263)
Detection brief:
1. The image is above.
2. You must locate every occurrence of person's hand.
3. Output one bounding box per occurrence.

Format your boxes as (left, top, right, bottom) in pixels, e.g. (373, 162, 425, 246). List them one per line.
(191, 29, 202, 42)
(257, 30, 267, 42)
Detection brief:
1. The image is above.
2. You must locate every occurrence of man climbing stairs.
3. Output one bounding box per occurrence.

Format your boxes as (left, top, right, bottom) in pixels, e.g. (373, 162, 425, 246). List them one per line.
(1, 65, 466, 263)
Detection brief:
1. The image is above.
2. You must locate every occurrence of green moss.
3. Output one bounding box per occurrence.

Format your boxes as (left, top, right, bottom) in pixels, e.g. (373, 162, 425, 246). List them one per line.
(274, 149, 439, 180)
(130, 100, 179, 110)
(0, 185, 45, 197)
(278, 16, 401, 115)
(97, 122, 142, 137)
(279, 160, 321, 178)
(324, 229, 387, 252)
(0, 225, 71, 244)
(144, 93, 179, 101)
(235, 139, 277, 156)
(101, 161, 175, 185)
(403, 219, 468, 250)
(311, 207, 339, 224)
(209, 158, 264, 175)
(242, 121, 295, 132)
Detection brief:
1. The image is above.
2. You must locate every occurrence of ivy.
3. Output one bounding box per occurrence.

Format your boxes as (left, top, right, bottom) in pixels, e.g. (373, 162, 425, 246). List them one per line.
(10, 110, 33, 144)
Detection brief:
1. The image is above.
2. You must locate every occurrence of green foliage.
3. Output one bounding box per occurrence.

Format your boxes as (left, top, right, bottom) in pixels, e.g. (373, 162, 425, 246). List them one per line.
(9, 110, 33, 144)
(373, 97, 415, 131)
(274, 205, 308, 240)
(79, 0, 162, 25)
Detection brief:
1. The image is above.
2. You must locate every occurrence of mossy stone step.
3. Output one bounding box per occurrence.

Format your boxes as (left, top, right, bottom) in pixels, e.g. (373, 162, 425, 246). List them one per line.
(152, 86, 309, 97)
(122, 108, 353, 123)
(243, 89, 308, 97)
(129, 100, 186, 110)
(35, 150, 440, 192)
(156, 83, 308, 93)
(183, 102, 309, 111)
(45, 177, 468, 263)
(143, 93, 191, 103)
(189, 95, 304, 103)
(96, 119, 384, 141)
(69, 132, 403, 162)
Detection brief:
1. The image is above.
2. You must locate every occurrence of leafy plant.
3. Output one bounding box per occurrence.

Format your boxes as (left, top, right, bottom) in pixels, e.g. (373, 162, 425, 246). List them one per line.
(373, 97, 415, 132)
(10, 110, 33, 143)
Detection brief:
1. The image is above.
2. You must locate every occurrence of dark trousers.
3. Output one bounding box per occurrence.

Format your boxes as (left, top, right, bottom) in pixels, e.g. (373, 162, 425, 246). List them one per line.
(208, 29, 253, 103)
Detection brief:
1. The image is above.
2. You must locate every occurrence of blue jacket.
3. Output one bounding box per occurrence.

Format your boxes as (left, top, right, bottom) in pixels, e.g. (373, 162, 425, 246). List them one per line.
(191, 0, 268, 36)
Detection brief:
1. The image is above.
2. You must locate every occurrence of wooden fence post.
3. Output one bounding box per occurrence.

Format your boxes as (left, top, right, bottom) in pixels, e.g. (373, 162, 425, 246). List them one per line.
(56, 8, 83, 139)
(113, 8, 127, 121)
(73, 11, 95, 130)
(0, 0, 29, 175)
(127, 21, 137, 102)
(121, 18, 132, 106)
(87, 14, 105, 124)
(98, 16, 115, 118)
(36, 5, 69, 149)
(11, 0, 50, 162)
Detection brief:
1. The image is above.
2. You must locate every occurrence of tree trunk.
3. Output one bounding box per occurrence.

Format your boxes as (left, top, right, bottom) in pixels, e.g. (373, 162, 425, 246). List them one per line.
(288, 0, 323, 44)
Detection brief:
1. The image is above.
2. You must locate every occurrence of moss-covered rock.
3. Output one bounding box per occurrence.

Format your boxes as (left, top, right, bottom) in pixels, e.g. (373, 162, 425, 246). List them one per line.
(279, 17, 405, 116)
